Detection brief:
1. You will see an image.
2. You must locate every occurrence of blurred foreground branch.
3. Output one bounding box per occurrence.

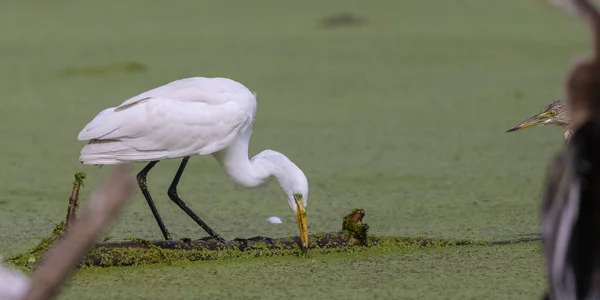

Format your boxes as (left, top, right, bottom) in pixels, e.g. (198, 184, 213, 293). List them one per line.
(22, 164, 134, 300)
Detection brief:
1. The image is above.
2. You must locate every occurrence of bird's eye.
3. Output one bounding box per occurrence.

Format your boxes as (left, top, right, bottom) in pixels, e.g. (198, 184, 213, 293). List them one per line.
(548, 110, 557, 117)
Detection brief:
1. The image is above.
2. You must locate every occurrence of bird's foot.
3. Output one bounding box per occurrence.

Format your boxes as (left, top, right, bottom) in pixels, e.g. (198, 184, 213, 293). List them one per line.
(198, 235, 229, 249)
(232, 236, 277, 251)
(244, 236, 277, 245)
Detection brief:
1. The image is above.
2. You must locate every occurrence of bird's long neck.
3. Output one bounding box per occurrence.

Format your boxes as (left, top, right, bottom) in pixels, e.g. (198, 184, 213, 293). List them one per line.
(565, 129, 573, 143)
(212, 136, 296, 190)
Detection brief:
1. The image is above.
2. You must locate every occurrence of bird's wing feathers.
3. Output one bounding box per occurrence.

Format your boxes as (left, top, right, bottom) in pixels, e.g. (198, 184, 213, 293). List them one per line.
(78, 78, 256, 164)
(117, 77, 249, 109)
(77, 107, 120, 141)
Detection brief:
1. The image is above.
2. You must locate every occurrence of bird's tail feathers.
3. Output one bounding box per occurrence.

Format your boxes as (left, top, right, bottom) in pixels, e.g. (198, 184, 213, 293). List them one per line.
(79, 140, 168, 164)
(77, 107, 120, 141)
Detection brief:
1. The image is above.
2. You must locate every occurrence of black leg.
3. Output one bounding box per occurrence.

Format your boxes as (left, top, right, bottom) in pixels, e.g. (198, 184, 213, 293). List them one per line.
(136, 161, 172, 240)
(167, 156, 223, 241)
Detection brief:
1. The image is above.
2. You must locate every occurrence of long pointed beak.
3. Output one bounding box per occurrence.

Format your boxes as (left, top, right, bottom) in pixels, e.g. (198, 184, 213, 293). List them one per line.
(293, 194, 308, 249)
(506, 115, 545, 133)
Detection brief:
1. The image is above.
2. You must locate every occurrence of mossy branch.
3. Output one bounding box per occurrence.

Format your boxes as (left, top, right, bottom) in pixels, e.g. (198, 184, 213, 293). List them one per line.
(66, 172, 86, 230)
(7, 172, 86, 271)
(5, 188, 543, 271)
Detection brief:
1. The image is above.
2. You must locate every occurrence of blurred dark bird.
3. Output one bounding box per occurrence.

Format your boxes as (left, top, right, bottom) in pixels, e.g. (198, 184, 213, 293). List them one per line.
(541, 123, 600, 300)
(538, 0, 600, 299)
(506, 100, 574, 141)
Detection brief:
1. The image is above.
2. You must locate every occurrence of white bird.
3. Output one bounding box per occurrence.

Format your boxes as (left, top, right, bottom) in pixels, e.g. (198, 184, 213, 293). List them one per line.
(77, 77, 309, 248)
(0, 262, 30, 300)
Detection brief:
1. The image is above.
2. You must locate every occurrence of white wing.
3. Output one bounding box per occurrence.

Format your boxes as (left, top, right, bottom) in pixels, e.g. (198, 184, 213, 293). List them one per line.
(78, 77, 257, 164)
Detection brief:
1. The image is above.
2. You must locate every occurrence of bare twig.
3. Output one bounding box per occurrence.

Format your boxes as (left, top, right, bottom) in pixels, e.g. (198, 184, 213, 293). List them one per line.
(65, 172, 86, 231)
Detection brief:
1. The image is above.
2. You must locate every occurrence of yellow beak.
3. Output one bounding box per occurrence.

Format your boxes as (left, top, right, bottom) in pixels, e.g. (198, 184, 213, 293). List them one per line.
(506, 115, 545, 133)
(293, 194, 308, 249)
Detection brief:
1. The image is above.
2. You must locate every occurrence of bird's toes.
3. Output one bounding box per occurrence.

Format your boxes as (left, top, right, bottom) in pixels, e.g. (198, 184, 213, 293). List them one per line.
(197, 235, 229, 248)
(246, 236, 276, 245)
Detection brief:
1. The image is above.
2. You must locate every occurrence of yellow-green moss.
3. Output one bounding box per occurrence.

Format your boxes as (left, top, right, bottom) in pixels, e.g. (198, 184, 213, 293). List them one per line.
(73, 234, 494, 268)
(72, 172, 86, 210)
(4, 201, 539, 271)
(341, 208, 369, 245)
(7, 221, 66, 271)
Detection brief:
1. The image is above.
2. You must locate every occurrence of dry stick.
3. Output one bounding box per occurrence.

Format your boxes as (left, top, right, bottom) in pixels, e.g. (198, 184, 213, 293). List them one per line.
(65, 172, 86, 231)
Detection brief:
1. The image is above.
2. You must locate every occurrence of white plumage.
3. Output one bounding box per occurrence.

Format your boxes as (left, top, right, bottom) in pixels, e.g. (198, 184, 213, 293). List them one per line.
(79, 77, 256, 164)
(76, 77, 309, 247)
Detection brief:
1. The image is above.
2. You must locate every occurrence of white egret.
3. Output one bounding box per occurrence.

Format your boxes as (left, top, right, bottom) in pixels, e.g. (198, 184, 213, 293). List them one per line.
(77, 77, 309, 248)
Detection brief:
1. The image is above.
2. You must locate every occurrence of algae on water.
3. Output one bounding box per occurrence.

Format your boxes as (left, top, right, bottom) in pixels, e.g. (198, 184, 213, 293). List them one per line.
(4, 177, 542, 270)
(8, 221, 66, 271)
(341, 208, 369, 245)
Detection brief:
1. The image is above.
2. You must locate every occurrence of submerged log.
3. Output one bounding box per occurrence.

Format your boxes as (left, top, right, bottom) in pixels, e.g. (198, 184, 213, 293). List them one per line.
(79, 208, 373, 267)
(7, 172, 543, 270)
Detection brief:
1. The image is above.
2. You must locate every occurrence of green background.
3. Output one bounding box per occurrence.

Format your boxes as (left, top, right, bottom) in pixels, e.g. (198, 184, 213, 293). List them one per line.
(0, 0, 581, 298)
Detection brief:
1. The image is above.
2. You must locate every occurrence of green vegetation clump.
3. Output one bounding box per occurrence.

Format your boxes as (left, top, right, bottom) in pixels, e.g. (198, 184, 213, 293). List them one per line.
(7, 221, 66, 271)
(79, 237, 431, 268)
(4, 203, 523, 270)
(341, 208, 369, 245)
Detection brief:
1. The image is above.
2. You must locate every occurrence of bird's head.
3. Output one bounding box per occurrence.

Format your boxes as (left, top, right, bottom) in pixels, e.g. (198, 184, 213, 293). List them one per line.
(506, 100, 570, 133)
(251, 149, 309, 249)
(283, 169, 309, 251)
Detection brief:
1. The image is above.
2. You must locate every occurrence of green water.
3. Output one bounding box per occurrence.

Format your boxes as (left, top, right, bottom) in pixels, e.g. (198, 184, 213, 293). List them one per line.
(0, 0, 579, 298)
